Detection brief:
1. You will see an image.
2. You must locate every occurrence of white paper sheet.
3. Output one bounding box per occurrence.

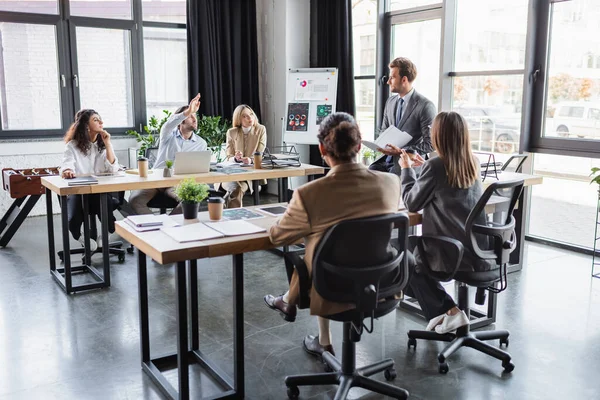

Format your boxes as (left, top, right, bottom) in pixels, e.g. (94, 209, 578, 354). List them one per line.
(362, 125, 413, 151)
(203, 220, 266, 236)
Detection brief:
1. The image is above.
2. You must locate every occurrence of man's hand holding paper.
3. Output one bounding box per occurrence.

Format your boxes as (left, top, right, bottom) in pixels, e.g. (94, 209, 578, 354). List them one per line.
(361, 125, 413, 155)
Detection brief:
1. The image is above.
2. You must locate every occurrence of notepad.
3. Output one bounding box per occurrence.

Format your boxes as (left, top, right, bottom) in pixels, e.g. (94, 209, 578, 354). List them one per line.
(127, 215, 165, 227)
(124, 214, 180, 232)
(203, 220, 266, 236)
(161, 223, 225, 242)
(67, 176, 98, 186)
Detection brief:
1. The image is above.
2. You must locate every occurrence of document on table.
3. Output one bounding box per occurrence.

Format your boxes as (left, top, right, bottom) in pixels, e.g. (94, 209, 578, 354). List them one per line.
(204, 220, 266, 236)
(361, 125, 413, 151)
(161, 223, 224, 242)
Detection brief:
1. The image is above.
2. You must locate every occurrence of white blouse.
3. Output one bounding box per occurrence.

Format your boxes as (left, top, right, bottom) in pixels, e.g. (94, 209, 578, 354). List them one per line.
(61, 141, 119, 176)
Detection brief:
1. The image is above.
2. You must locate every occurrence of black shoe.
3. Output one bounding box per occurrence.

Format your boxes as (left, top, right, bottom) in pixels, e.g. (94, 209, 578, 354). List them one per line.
(302, 335, 335, 358)
(264, 294, 297, 322)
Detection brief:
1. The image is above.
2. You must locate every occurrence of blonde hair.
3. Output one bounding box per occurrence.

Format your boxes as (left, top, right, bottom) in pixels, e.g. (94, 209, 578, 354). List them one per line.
(431, 111, 479, 189)
(232, 104, 259, 128)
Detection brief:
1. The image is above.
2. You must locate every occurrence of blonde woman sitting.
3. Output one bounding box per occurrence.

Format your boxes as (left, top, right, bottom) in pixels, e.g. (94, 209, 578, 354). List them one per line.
(218, 104, 267, 208)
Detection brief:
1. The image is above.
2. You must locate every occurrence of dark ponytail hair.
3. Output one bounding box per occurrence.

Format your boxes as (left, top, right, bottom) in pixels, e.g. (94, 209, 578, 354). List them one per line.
(63, 109, 104, 156)
(317, 112, 362, 162)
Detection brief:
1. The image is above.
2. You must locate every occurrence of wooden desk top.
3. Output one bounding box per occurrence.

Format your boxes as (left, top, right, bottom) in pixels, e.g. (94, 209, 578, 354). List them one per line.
(482, 171, 543, 187)
(41, 164, 325, 196)
(115, 204, 422, 265)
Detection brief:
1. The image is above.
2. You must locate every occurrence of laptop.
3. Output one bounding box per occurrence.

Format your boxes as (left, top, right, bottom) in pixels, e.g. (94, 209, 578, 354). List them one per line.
(173, 151, 212, 174)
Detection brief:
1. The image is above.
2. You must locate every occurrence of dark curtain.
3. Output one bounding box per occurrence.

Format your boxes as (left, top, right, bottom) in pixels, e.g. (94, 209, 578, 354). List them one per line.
(187, 0, 261, 121)
(309, 0, 356, 116)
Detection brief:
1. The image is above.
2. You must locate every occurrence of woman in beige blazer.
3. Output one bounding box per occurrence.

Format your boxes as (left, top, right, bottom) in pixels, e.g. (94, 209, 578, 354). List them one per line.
(218, 104, 267, 208)
(264, 112, 402, 359)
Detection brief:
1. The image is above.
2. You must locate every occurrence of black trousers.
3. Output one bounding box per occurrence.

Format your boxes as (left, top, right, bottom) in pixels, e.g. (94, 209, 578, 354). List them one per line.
(66, 194, 117, 240)
(404, 251, 457, 321)
(369, 158, 394, 173)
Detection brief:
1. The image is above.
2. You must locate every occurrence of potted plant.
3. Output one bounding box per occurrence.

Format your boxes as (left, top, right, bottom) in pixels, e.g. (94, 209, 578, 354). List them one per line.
(126, 110, 172, 159)
(164, 160, 173, 177)
(196, 115, 231, 162)
(174, 178, 209, 219)
(362, 149, 375, 165)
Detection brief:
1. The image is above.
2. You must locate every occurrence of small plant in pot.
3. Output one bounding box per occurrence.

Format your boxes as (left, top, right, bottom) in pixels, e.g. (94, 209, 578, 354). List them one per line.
(174, 178, 209, 220)
(164, 160, 173, 177)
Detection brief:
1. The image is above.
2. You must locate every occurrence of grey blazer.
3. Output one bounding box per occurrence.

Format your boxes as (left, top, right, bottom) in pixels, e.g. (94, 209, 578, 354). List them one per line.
(377, 90, 436, 174)
(401, 157, 495, 273)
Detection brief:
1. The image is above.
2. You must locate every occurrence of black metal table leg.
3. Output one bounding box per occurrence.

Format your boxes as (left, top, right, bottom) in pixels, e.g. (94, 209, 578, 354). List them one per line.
(138, 249, 150, 363)
(233, 253, 245, 396)
(60, 195, 73, 292)
(508, 185, 528, 273)
(0, 195, 40, 247)
(252, 180, 260, 205)
(280, 177, 289, 202)
(82, 195, 92, 266)
(100, 193, 111, 285)
(46, 189, 56, 273)
(176, 261, 190, 399)
(188, 259, 199, 351)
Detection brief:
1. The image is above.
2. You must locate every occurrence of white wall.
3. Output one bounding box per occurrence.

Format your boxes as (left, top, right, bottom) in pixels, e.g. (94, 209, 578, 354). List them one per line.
(256, 0, 312, 194)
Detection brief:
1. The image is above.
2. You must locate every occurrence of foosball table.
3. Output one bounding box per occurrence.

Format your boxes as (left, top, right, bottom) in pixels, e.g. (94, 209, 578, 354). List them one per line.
(1, 167, 60, 247)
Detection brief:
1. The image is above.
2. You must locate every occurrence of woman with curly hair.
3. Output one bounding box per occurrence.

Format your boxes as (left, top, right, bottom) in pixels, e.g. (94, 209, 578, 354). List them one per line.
(61, 109, 120, 250)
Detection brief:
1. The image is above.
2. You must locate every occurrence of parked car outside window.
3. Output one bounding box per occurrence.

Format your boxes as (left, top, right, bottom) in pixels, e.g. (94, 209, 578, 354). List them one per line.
(454, 105, 520, 153)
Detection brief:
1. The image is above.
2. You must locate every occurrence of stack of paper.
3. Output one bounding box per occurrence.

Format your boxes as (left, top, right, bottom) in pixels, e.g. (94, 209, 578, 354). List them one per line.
(160, 220, 267, 243)
(124, 214, 179, 232)
(204, 220, 266, 236)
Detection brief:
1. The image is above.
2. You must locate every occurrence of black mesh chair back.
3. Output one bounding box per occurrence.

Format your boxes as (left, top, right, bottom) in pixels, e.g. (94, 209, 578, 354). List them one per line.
(500, 154, 527, 173)
(312, 212, 409, 313)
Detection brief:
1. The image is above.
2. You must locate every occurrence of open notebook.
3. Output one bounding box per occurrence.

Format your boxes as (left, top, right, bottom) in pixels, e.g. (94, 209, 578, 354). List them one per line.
(161, 220, 266, 243)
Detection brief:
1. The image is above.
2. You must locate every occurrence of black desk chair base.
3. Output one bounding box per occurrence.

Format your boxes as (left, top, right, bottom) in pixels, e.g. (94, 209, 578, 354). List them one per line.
(285, 321, 408, 400)
(58, 241, 126, 263)
(407, 283, 513, 374)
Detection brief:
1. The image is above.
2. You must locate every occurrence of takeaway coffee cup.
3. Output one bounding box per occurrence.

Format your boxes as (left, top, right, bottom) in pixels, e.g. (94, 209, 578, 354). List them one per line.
(138, 157, 149, 178)
(207, 197, 225, 221)
(253, 151, 263, 169)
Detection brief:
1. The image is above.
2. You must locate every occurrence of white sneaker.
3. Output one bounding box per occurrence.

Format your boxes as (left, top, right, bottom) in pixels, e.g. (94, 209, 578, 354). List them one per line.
(434, 311, 469, 334)
(96, 236, 103, 250)
(426, 314, 446, 331)
(78, 235, 98, 252)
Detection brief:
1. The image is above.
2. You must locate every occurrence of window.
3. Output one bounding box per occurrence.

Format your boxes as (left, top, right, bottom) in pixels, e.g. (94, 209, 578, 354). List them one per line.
(0, 23, 62, 130)
(451, 0, 528, 156)
(388, 0, 441, 12)
(143, 27, 187, 119)
(0, 0, 187, 137)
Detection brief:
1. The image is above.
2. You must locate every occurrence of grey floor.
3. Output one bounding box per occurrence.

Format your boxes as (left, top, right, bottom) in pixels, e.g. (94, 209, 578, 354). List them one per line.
(1, 201, 600, 399)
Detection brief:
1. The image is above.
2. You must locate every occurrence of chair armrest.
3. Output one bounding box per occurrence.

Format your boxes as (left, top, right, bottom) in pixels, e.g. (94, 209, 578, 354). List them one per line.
(283, 249, 311, 309)
(411, 234, 464, 282)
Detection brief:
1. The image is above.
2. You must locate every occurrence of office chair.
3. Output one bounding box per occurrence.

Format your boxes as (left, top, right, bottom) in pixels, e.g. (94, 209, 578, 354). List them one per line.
(283, 212, 411, 400)
(501, 154, 528, 173)
(407, 179, 524, 374)
(58, 193, 127, 263)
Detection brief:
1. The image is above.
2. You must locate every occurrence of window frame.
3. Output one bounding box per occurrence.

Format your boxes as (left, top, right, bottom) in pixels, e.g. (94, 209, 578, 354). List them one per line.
(0, 0, 186, 139)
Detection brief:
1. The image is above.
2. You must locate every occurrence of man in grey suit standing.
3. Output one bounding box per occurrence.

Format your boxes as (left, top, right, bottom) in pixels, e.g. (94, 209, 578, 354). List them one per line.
(370, 57, 436, 174)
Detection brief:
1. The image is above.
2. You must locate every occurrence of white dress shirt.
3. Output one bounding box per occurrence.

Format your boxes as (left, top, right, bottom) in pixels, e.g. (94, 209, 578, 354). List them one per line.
(61, 141, 119, 176)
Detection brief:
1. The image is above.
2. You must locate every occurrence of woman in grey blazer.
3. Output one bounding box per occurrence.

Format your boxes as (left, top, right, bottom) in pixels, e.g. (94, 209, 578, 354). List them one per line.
(400, 111, 494, 334)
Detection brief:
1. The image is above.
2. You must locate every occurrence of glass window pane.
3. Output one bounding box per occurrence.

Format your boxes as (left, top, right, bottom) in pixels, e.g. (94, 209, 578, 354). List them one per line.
(354, 79, 375, 141)
(452, 75, 523, 154)
(388, 0, 440, 12)
(142, 0, 186, 24)
(70, 0, 132, 20)
(0, 0, 57, 14)
(352, 0, 377, 76)
(76, 27, 134, 127)
(454, 0, 528, 71)
(143, 27, 187, 120)
(529, 153, 600, 248)
(391, 18, 441, 106)
(543, 0, 600, 141)
(0, 23, 61, 130)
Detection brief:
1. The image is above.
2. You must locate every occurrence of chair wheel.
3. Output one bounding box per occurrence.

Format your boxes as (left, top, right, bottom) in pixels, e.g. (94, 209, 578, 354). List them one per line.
(287, 385, 299, 399)
(407, 337, 417, 349)
(126, 247, 134, 254)
(58, 254, 64, 262)
(503, 361, 515, 372)
(384, 368, 397, 381)
(500, 337, 509, 347)
(118, 254, 125, 262)
(439, 362, 449, 374)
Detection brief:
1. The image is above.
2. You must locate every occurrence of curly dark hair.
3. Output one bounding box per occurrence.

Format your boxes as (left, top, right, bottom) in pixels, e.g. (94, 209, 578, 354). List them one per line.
(63, 109, 105, 156)
(317, 112, 362, 162)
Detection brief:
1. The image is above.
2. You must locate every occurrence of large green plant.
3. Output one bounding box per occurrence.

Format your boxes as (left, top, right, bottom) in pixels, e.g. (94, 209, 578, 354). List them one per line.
(196, 115, 231, 162)
(126, 110, 172, 158)
(590, 167, 600, 186)
(174, 178, 209, 204)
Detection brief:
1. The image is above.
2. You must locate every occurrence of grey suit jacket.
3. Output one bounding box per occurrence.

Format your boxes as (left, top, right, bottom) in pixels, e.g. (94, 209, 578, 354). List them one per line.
(377, 90, 436, 174)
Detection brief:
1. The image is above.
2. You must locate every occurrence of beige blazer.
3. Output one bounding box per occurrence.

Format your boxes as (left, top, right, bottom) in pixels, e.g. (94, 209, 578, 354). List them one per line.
(270, 163, 402, 316)
(220, 124, 267, 192)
